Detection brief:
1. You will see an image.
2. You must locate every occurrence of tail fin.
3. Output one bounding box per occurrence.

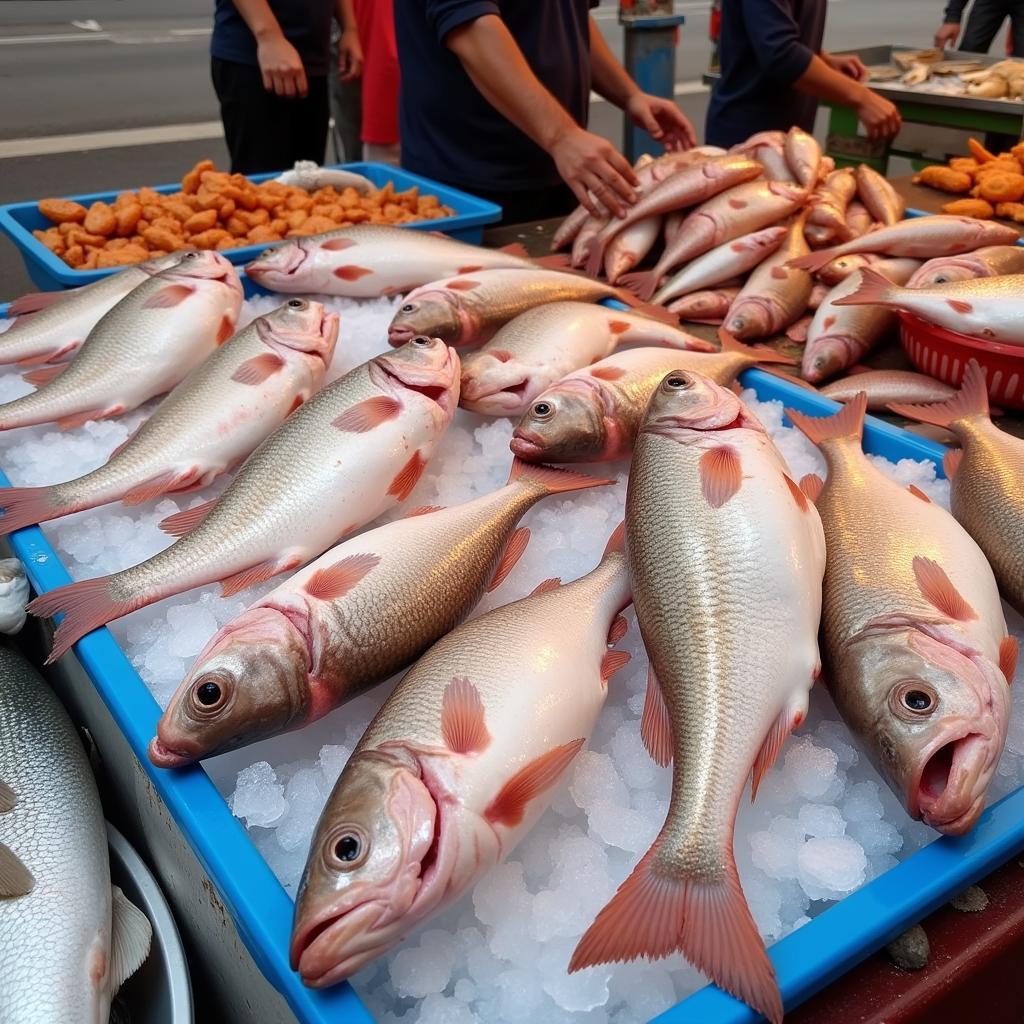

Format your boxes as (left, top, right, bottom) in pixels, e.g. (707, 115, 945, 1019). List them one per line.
(28, 577, 139, 664)
(604, 520, 626, 555)
(584, 234, 610, 279)
(498, 242, 530, 258)
(0, 486, 63, 535)
(718, 328, 797, 366)
(616, 295, 679, 327)
(532, 253, 572, 269)
(889, 358, 990, 426)
(8, 289, 78, 318)
(830, 266, 898, 308)
(786, 247, 842, 273)
(569, 838, 782, 1024)
(618, 270, 659, 303)
(22, 364, 67, 388)
(787, 393, 867, 447)
(507, 458, 614, 493)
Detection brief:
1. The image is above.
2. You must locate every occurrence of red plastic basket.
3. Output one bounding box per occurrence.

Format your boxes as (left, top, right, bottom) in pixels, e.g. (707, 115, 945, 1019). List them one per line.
(899, 312, 1024, 410)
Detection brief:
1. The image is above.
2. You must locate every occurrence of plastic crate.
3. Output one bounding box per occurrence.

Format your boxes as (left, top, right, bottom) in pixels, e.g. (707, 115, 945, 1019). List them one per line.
(0, 163, 502, 291)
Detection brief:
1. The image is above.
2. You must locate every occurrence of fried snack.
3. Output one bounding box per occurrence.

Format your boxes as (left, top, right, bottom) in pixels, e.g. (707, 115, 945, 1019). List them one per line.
(995, 201, 1024, 222)
(948, 157, 980, 176)
(912, 166, 973, 193)
(38, 199, 87, 224)
(968, 137, 998, 162)
(941, 198, 995, 218)
(975, 156, 1023, 177)
(975, 171, 1024, 202)
(83, 201, 117, 236)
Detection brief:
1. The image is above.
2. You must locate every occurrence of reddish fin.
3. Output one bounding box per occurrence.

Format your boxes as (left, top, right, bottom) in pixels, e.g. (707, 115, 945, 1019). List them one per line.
(441, 677, 491, 754)
(1000, 636, 1018, 684)
(0, 841, 34, 897)
(830, 267, 898, 308)
(231, 353, 285, 386)
(29, 577, 137, 665)
(591, 366, 626, 381)
(8, 289, 75, 316)
(142, 284, 194, 309)
(333, 265, 373, 281)
(601, 649, 631, 682)
(158, 498, 218, 537)
(507, 458, 613, 493)
(305, 552, 380, 601)
(699, 446, 742, 508)
(605, 520, 626, 555)
(944, 449, 963, 479)
(388, 450, 426, 501)
(912, 556, 978, 621)
(532, 253, 571, 268)
(447, 279, 481, 291)
(608, 614, 628, 644)
(220, 557, 297, 598)
(751, 703, 804, 800)
(217, 314, 235, 345)
(57, 407, 120, 431)
(487, 527, 530, 592)
(484, 738, 585, 827)
(618, 270, 658, 303)
(782, 473, 809, 512)
(404, 504, 444, 518)
(947, 298, 973, 314)
(641, 666, 673, 767)
(799, 473, 824, 504)
(321, 237, 355, 251)
(0, 486, 59, 534)
(907, 484, 931, 503)
(22, 363, 66, 387)
(788, 247, 842, 273)
(498, 242, 530, 258)
(889, 359, 990, 427)
(785, 316, 811, 344)
(718, 328, 796, 366)
(122, 469, 199, 507)
(17, 344, 77, 367)
(531, 577, 562, 596)
(333, 396, 402, 432)
(786, 393, 866, 447)
(617, 296, 680, 328)
(457, 265, 483, 274)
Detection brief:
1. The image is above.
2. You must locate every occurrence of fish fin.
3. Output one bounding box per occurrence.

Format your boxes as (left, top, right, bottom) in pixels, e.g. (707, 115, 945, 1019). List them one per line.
(28, 577, 135, 665)
(142, 283, 195, 309)
(532, 253, 571, 269)
(57, 407, 123, 431)
(231, 352, 285, 386)
(122, 468, 200, 507)
(484, 738, 585, 828)
(590, 366, 626, 381)
(604, 520, 626, 555)
(831, 267, 897, 308)
(441, 677, 491, 754)
(22, 363, 67, 387)
(109, 885, 153, 993)
(304, 552, 380, 601)
(446, 278, 481, 291)
(718, 329, 796, 366)
(947, 298, 973, 314)
(907, 484, 931, 503)
(912, 555, 978, 621)
(8, 289, 76, 316)
(698, 446, 742, 508)
(0, 780, 15, 813)
(786, 393, 866, 447)
(608, 614, 628, 645)
(0, 841, 34, 897)
(320, 237, 355, 251)
(0, 486, 59, 534)
(584, 237, 607, 279)
(332, 396, 403, 432)
(456, 265, 483, 274)
(640, 666, 673, 767)
(108, 423, 144, 460)
(220, 557, 299, 599)
(751, 701, 806, 801)
(17, 345, 78, 366)
(404, 504, 444, 518)
(530, 577, 562, 596)
(944, 449, 963, 479)
(618, 296, 680, 328)
(217, 315, 235, 345)
(782, 473, 809, 513)
(388, 450, 427, 502)
(799, 473, 825, 504)
(568, 838, 782, 1024)
(1000, 636, 1018, 684)
(486, 527, 530, 592)
(498, 242, 530, 258)
(158, 498, 218, 538)
(332, 265, 373, 281)
(507, 458, 614, 493)
(787, 247, 839, 273)
(785, 316, 811, 344)
(618, 270, 659, 302)
(601, 649, 631, 682)
(889, 358, 990, 427)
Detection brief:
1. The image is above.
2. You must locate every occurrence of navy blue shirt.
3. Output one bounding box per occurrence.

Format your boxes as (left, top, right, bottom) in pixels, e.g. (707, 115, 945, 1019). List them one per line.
(705, 0, 826, 149)
(396, 0, 598, 193)
(211, 0, 334, 78)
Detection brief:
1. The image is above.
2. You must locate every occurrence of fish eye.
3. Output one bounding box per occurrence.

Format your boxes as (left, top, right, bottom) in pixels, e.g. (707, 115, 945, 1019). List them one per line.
(664, 375, 691, 391)
(531, 401, 553, 419)
(183, 251, 198, 260)
(412, 336, 432, 346)
(190, 676, 228, 713)
(260, 247, 276, 259)
(904, 689, 932, 711)
(287, 298, 306, 310)
(326, 826, 368, 869)
(401, 304, 415, 313)
(890, 680, 938, 719)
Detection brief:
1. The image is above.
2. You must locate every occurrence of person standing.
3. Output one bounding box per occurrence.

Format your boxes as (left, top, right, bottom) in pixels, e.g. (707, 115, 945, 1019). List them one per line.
(211, 0, 363, 174)
(354, 0, 401, 164)
(935, 0, 1024, 56)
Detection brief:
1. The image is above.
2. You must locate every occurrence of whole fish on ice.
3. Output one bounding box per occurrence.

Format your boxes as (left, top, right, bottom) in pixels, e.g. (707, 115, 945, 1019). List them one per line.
(821, 368, 956, 410)
(907, 244, 1024, 287)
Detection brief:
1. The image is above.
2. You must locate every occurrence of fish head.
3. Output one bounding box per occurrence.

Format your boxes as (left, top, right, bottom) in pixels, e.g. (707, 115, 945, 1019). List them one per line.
(388, 292, 463, 347)
(166, 249, 238, 286)
(262, 299, 339, 364)
(291, 749, 438, 986)
(372, 336, 461, 422)
(643, 369, 756, 435)
(803, 336, 855, 384)
(149, 607, 311, 767)
(511, 382, 607, 462)
(142, 251, 195, 275)
(842, 628, 1011, 835)
(245, 242, 308, 288)
(459, 350, 537, 415)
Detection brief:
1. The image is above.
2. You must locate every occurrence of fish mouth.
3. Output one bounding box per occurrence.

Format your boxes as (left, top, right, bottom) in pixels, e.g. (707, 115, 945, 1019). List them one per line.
(388, 324, 416, 347)
(911, 731, 990, 835)
(292, 900, 392, 988)
(373, 346, 460, 416)
(246, 244, 306, 278)
(460, 378, 533, 415)
(148, 733, 200, 769)
(510, 430, 547, 459)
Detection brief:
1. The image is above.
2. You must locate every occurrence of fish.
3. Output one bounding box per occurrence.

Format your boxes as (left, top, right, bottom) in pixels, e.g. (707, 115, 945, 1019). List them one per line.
(552, 204, 594, 252)
(651, 226, 788, 306)
(663, 210, 685, 246)
(785, 126, 822, 187)
(890, 359, 1024, 614)
(817, 252, 881, 287)
(0, 643, 151, 1023)
(722, 214, 814, 340)
(459, 302, 714, 417)
(787, 395, 1013, 836)
(0, 299, 338, 536)
(855, 164, 906, 225)
(907, 244, 1024, 287)
(0, 253, 183, 368)
(789, 215, 1018, 274)
(801, 258, 921, 383)
(149, 459, 612, 766)
(807, 280, 830, 310)
(289, 524, 632, 987)
(570, 371, 826, 1024)
(604, 215, 662, 283)
(834, 269, 1024, 344)
(572, 213, 610, 268)
(807, 168, 857, 238)
(667, 284, 742, 322)
(623, 180, 808, 301)
(245, 224, 563, 298)
(822, 368, 957, 409)
(29, 337, 461, 664)
(750, 144, 796, 183)
(0, 251, 242, 432)
(804, 223, 839, 248)
(274, 160, 375, 193)
(509, 333, 795, 463)
(844, 201, 874, 239)
(386, 268, 673, 348)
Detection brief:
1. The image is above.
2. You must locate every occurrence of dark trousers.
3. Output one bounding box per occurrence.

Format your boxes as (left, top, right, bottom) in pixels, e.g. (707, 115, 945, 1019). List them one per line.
(211, 57, 329, 175)
(328, 32, 362, 163)
(959, 0, 1024, 55)
(465, 182, 577, 227)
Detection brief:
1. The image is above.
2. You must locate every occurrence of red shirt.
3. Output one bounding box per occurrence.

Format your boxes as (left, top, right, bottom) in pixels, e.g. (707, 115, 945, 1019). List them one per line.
(355, 0, 400, 145)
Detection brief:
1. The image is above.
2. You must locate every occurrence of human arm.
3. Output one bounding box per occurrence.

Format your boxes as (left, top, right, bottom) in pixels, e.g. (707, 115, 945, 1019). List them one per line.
(335, 0, 364, 81)
(793, 55, 902, 139)
(821, 49, 868, 83)
(935, 0, 968, 47)
(231, 0, 307, 97)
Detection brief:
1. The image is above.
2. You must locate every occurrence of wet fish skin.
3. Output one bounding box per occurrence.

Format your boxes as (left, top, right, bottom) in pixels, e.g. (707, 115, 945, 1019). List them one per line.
(808, 168, 857, 237)
(785, 126, 822, 187)
(668, 283, 742, 322)
(571, 213, 609, 268)
(821, 368, 956, 410)
(604, 215, 661, 283)
(817, 252, 881, 287)
(844, 201, 874, 239)
(907, 244, 1024, 287)
(855, 164, 906, 225)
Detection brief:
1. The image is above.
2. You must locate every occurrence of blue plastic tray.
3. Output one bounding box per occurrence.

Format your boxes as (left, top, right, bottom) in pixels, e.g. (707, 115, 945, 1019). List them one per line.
(4, 292, 1024, 1023)
(0, 163, 502, 291)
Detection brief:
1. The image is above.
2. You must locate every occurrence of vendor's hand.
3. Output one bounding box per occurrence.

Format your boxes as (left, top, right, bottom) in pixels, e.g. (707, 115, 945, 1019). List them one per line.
(855, 89, 902, 139)
(257, 31, 308, 98)
(825, 52, 868, 83)
(338, 28, 363, 82)
(934, 21, 961, 48)
(550, 126, 639, 218)
(625, 92, 697, 150)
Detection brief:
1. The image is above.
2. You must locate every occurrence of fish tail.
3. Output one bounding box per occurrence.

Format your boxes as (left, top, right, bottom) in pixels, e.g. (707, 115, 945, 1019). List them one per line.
(889, 357, 989, 426)
(718, 328, 796, 366)
(830, 266, 898, 308)
(617, 295, 680, 327)
(584, 234, 609, 279)
(618, 270, 659, 303)
(508, 458, 614, 493)
(0, 485, 64, 534)
(532, 253, 571, 269)
(786, 392, 867, 448)
(569, 837, 782, 1024)
(787, 247, 840, 273)
(604, 519, 625, 554)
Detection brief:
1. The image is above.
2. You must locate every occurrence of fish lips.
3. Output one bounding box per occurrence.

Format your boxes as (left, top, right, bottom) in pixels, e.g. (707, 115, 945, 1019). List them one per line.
(910, 729, 992, 835)
(291, 899, 394, 988)
(147, 733, 201, 769)
(373, 345, 461, 417)
(246, 244, 307, 280)
(509, 431, 547, 460)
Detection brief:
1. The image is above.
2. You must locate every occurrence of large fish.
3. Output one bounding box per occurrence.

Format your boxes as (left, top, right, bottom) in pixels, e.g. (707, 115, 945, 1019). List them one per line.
(0, 253, 182, 367)
(817, 252, 881, 287)
(854, 164, 905, 225)
(459, 301, 713, 417)
(668, 283, 742, 322)
(150, 459, 611, 766)
(807, 168, 857, 240)
(289, 525, 632, 986)
(907, 244, 1024, 287)
(788, 395, 1013, 835)
(0, 251, 242, 432)
(509, 333, 795, 463)
(844, 201, 874, 239)
(30, 337, 461, 663)
(0, 644, 151, 1023)
(0, 299, 337, 536)
(571, 372, 825, 1024)
(571, 213, 610, 268)
(386, 268, 671, 348)
(785, 126, 822, 187)
(731, 132, 793, 182)
(801, 258, 920, 383)
(891, 359, 1024, 613)
(821, 368, 956, 410)
(789, 215, 1018, 274)
(604, 215, 662, 283)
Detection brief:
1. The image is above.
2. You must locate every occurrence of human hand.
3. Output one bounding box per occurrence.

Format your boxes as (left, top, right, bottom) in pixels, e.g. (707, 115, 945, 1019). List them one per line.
(934, 21, 961, 48)
(257, 32, 308, 98)
(625, 92, 697, 150)
(338, 28, 363, 82)
(826, 52, 868, 82)
(855, 89, 902, 139)
(549, 126, 639, 217)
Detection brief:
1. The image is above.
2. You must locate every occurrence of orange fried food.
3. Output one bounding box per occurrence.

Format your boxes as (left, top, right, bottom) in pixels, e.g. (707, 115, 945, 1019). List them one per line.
(967, 137, 998, 163)
(913, 166, 973, 193)
(948, 157, 980, 176)
(941, 198, 995, 218)
(38, 198, 87, 224)
(976, 171, 1024, 203)
(995, 201, 1024, 222)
